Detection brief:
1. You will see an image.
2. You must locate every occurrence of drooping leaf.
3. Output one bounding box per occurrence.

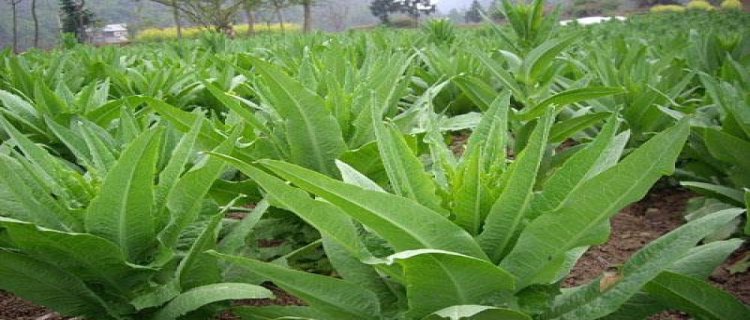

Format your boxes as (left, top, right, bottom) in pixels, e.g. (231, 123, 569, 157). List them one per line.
(546, 208, 743, 320)
(259, 160, 487, 259)
(369, 249, 515, 318)
(501, 119, 690, 289)
(0, 249, 117, 319)
(423, 305, 531, 320)
(645, 271, 749, 320)
(517, 87, 624, 121)
(0, 217, 151, 294)
(151, 283, 273, 320)
(211, 251, 381, 320)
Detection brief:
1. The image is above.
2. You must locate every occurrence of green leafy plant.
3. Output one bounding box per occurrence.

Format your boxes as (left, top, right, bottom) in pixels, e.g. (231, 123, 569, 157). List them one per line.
(0, 117, 274, 319)
(212, 98, 747, 319)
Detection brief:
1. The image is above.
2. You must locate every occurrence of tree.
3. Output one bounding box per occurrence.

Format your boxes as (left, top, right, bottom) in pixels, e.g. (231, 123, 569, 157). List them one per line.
(369, 0, 435, 25)
(243, 0, 264, 36)
(32, 0, 39, 48)
(59, 0, 95, 43)
(322, 0, 350, 31)
(6, 0, 23, 52)
(266, 0, 291, 32)
(170, 0, 182, 39)
(297, 0, 314, 33)
(370, 0, 399, 24)
(464, 0, 483, 23)
(148, 0, 245, 35)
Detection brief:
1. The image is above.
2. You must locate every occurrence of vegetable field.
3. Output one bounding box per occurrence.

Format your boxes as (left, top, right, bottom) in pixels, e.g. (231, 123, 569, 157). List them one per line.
(0, 2, 749, 320)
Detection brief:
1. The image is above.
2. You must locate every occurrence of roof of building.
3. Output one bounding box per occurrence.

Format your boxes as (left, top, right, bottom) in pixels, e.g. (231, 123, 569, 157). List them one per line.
(102, 24, 128, 32)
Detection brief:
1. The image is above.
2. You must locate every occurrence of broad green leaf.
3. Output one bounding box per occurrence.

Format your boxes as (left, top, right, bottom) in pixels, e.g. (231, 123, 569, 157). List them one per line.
(84, 128, 162, 263)
(472, 49, 525, 100)
(0, 89, 41, 130)
(0, 249, 117, 319)
(176, 214, 223, 290)
(703, 128, 750, 172)
(369, 249, 515, 318)
(159, 132, 237, 248)
(204, 81, 269, 134)
(322, 237, 399, 313)
(211, 154, 365, 258)
(745, 190, 749, 235)
(0, 155, 77, 231)
(478, 113, 554, 262)
(668, 239, 744, 279)
(211, 251, 381, 320)
(645, 271, 749, 320)
(250, 57, 346, 177)
(76, 119, 118, 173)
(0, 217, 151, 293)
(233, 306, 324, 320)
(373, 119, 443, 213)
(452, 149, 493, 235)
(465, 92, 510, 173)
(680, 181, 745, 206)
(518, 34, 578, 85)
(335, 160, 385, 192)
(154, 117, 203, 229)
(117, 107, 141, 145)
(260, 160, 488, 259)
(518, 87, 624, 120)
(501, 119, 690, 288)
(45, 117, 93, 168)
(453, 76, 497, 111)
(218, 199, 270, 255)
(549, 112, 612, 144)
(547, 208, 743, 320)
(85, 95, 150, 129)
(529, 116, 624, 217)
(151, 283, 273, 320)
(141, 97, 233, 153)
(0, 114, 86, 211)
(423, 305, 531, 320)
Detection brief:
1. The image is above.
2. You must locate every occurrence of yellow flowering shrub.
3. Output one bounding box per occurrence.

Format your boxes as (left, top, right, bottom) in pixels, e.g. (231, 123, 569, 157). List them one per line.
(136, 23, 301, 42)
(686, 0, 715, 10)
(650, 4, 687, 13)
(720, 0, 743, 10)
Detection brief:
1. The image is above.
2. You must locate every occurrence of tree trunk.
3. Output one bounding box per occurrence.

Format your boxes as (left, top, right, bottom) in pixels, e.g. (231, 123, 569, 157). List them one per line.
(77, 0, 87, 43)
(245, 2, 256, 36)
(171, 0, 182, 39)
(12, 1, 18, 53)
(32, 0, 39, 48)
(303, 0, 312, 33)
(276, 7, 285, 33)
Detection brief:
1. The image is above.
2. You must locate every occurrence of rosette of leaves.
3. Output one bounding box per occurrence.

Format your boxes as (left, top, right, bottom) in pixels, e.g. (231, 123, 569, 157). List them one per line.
(0, 115, 274, 319)
(212, 95, 748, 319)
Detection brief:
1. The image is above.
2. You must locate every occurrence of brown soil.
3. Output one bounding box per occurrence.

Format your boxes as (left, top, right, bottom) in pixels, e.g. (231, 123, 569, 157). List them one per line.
(218, 283, 305, 320)
(0, 291, 62, 320)
(2, 188, 747, 319)
(564, 187, 750, 319)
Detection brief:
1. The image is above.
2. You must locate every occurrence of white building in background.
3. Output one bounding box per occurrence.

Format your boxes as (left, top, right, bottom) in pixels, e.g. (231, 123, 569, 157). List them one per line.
(559, 16, 627, 26)
(92, 24, 129, 44)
